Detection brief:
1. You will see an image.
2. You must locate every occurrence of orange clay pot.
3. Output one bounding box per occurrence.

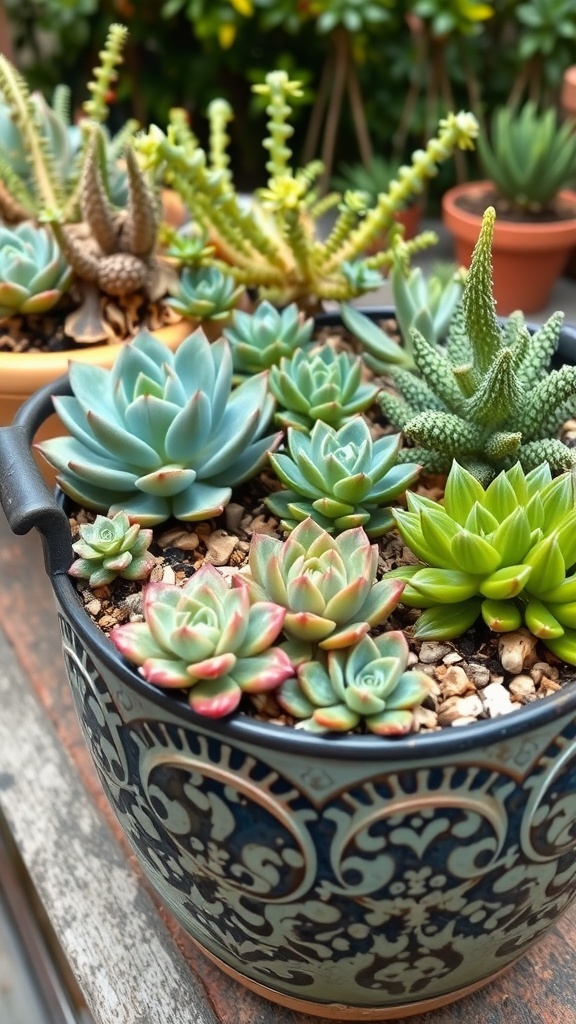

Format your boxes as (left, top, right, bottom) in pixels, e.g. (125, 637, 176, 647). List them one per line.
(0, 320, 192, 481)
(441, 181, 576, 316)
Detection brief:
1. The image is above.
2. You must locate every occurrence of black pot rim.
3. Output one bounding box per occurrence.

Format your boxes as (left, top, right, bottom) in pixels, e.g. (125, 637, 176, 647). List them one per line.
(14, 307, 576, 761)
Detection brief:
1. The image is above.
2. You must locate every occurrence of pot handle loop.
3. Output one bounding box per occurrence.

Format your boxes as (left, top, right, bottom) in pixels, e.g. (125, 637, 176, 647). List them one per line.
(0, 376, 73, 576)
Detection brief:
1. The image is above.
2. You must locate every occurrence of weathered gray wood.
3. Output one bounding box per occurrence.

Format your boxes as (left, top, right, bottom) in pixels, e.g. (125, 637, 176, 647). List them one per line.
(0, 628, 219, 1024)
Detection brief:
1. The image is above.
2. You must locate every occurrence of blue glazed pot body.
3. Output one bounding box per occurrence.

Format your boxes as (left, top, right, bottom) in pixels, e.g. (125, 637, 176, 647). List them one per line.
(56, 590, 576, 1015)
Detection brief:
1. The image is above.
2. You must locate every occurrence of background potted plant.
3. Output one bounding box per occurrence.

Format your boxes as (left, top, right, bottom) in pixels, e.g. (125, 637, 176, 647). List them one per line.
(441, 100, 576, 314)
(1, 207, 576, 1019)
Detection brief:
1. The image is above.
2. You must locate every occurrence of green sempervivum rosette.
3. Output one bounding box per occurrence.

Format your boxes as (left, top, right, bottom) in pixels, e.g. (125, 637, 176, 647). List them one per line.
(269, 346, 380, 431)
(388, 459, 576, 663)
(37, 329, 282, 526)
(0, 222, 72, 318)
(243, 517, 404, 656)
(110, 564, 294, 718)
(166, 266, 245, 321)
(69, 512, 155, 587)
(223, 300, 314, 376)
(278, 631, 431, 735)
(266, 418, 421, 537)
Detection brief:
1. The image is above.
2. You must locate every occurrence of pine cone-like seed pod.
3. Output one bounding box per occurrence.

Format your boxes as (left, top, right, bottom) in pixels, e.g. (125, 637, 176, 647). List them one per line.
(96, 253, 149, 296)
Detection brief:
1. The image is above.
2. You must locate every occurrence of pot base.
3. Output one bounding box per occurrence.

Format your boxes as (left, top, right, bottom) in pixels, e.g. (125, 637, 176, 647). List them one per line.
(193, 937, 517, 1020)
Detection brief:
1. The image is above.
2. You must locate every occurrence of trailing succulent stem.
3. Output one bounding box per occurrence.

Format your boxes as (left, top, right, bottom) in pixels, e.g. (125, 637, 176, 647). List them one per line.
(380, 207, 576, 480)
(138, 74, 478, 309)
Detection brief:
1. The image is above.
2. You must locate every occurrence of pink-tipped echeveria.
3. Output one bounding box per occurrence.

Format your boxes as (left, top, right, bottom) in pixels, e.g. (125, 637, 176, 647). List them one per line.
(387, 459, 576, 663)
(0, 222, 72, 318)
(242, 517, 404, 657)
(278, 631, 431, 734)
(69, 512, 155, 587)
(268, 345, 380, 432)
(265, 417, 421, 537)
(37, 329, 282, 526)
(110, 564, 294, 718)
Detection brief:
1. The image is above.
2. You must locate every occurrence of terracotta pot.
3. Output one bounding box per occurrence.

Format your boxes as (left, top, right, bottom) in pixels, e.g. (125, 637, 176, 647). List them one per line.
(561, 66, 576, 119)
(441, 181, 576, 315)
(2, 311, 576, 1019)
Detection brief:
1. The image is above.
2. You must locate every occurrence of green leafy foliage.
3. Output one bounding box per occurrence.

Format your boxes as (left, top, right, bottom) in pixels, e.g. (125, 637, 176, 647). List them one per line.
(387, 459, 576, 663)
(110, 564, 293, 717)
(69, 512, 154, 587)
(278, 630, 431, 734)
(37, 329, 281, 526)
(380, 207, 576, 480)
(266, 418, 421, 537)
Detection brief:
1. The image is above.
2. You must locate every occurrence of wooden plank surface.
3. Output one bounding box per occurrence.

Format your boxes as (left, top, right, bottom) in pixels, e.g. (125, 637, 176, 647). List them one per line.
(0, 511, 575, 1024)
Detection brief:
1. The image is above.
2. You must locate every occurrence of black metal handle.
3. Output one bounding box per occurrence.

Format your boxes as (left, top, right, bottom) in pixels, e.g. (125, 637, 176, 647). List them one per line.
(0, 375, 73, 576)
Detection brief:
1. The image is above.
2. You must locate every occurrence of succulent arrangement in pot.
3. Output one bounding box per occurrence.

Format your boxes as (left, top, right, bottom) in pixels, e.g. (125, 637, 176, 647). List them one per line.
(441, 100, 576, 314)
(1, 202, 576, 1019)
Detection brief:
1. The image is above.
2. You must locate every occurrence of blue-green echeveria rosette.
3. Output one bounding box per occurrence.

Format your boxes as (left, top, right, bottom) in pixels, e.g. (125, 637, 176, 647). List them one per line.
(278, 631, 431, 734)
(266, 417, 421, 537)
(69, 511, 155, 587)
(386, 459, 576, 664)
(110, 564, 294, 718)
(268, 345, 380, 431)
(0, 222, 73, 318)
(241, 517, 405, 655)
(223, 300, 314, 375)
(37, 329, 282, 526)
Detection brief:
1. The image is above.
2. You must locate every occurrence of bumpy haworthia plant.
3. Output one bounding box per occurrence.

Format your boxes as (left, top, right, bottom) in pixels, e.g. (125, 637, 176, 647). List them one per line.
(110, 565, 294, 718)
(380, 207, 576, 481)
(166, 266, 244, 321)
(269, 346, 380, 431)
(69, 512, 155, 587)
(387, 459, 576, 663)
(242, 517, 404, 656)
(0, 221, 72, 318)
(223, 300, 314, 375)
(278, 631, 431, 734)
(137, 70, 478, 309)
(37, 329, 281, 525)
(266, 419, 421, 537)
(340, 255, 465, 374)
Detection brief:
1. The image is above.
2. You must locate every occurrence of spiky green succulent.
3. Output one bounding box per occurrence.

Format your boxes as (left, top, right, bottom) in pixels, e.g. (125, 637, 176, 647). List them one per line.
(477, 101, 576, 213)
(341, 258, 465, 374)
(223, 300, 314, 376)
(266, 419, 421, 537)
(110, 565, 294, 718)
(0, 221, 72, 318)
(165, 265, 244, 321)
(37, 329, 281, 526)
(387, 459, 576, 663)
(269, 345, 380, 431)
(278, 631, 431, 735)
(242, 517, 404, 656)
(379, 207, 576, 481)
(69, 512, 155, 587)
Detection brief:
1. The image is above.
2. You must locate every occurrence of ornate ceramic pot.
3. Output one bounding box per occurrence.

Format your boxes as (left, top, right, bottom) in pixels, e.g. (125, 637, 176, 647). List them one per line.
(1, 315, 576, 1020)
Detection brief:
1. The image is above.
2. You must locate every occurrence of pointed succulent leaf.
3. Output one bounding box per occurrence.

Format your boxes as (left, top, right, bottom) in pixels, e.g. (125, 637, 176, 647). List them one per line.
(480, 564, 532, 600)
(412, 599, 482, 639)
(524, 599, 564, 639)
(542, 629, 576, 666)
(188, 676, 243, 718)
(480, 599, 523, 632)
(406, 568, 480, 603)
(524, 535, 566, 595)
